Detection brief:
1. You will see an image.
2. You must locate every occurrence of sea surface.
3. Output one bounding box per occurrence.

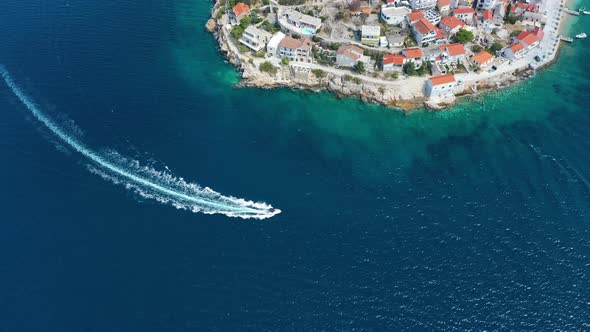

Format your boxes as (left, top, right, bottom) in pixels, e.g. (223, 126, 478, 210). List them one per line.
(1, 0, 589, 330)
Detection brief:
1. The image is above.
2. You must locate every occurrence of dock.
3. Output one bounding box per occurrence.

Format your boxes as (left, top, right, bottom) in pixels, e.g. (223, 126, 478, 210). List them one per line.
(559, 35, 573, 42)
(564, 8, 580, 16)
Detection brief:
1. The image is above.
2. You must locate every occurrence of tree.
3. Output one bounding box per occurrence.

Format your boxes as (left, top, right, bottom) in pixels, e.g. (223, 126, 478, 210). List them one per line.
(311, 69, 327, 79)
(259, 61, 277, 74)
(487, 41, 503, 53)
(353, 61, 366, 74)
(471, 45, 483, 53)
(403, 60, 417, 75)
(455, 29, 474, 44)
(348, 0, 361, 11)
(281, 57, 290, 65)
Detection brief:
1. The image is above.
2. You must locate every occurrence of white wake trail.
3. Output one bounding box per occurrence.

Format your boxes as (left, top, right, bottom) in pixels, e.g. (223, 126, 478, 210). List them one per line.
(0, 65, 281, 219)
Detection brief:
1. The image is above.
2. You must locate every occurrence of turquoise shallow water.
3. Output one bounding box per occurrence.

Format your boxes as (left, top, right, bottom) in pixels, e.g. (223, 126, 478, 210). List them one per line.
(1, 0, 589, 330)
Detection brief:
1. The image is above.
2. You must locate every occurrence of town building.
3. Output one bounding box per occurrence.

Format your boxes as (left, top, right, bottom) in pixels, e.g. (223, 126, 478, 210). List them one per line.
(502, 42, 526, 60)
(361, 25, 381, 46)
(406, 10, 425, 25)
(471, 50, 494, 67)
(410, 0, 437, 10)
(402, 47, 424, 62)
(439, 16, 465, 35)
(436, 0, 451, 14)
(383, 54, 406, 71)
(239, 26, 272, 52)
(514, 31, 540, 50)
(381, 5, 411, 25)
(481, 9, 494, 33)
(336, 45, 366, 67)
(281, 9, 322, 34)
(476, 0, 497, 11)
(278, 37, 313, 63)
(424, 9, 442, 25)
(266, 31, 286, 57)
(426, 74, 456, 97)
(492, 3, 506, 25)
(440, 43, 466, 62)
(453, 7, 475, 23)
(411, 18, 437, 45)
(230, 3, 251, 25)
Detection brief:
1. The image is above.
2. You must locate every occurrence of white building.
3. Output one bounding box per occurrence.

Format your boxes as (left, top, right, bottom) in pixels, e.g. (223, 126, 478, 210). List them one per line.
(410, 0, 437, 10)
(476, 0, 497, 11)
(411, 18, 437, 45)
(278, 37, 313, 63)
(239, 26, 272, 52)
(361, 25, 381, 46)
(380, 5, 411, 25)
(280, 9, 322, 34)
(266, 31, 286, 57)
(502, 43, 526, 60)
(426, 74, 456, 97)
(336, 45, 366, 67)
(424, 9, 442, 25)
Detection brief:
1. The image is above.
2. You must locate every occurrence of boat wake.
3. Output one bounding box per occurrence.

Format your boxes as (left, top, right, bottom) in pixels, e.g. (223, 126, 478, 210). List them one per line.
(0, 65, 281, 219)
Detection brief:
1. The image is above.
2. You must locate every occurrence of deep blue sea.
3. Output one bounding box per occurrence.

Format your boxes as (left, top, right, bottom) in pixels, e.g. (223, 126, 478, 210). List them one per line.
(1, 0, 589, 330)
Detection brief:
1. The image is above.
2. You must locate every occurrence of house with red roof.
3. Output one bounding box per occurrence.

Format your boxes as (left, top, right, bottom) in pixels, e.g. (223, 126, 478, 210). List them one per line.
(482, 10, 494, 33)
(402, 48, 424, 61)
(426, 74, 456, 97)
(336, 45, 366, 68)
(278, 37, 313, 63)
(436, 0, 451, 14)
(502, 42, 526, 60)
(453, 7, 475, 24)
(514, 31, 539, 50)
(383, 54, 406, 71)
(406, 10, 425, 25)
(230, 3, 251, 25)
(439, 16, 465, 35)
(411, 18, 438, 45)
(471, 50, 494, 67)
(440, 43, 466, 62)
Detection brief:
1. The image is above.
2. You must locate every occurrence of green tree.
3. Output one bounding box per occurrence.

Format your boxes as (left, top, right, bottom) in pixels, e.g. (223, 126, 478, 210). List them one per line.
(311, 69, 327, 79)
(455, 29, 474, 44)
(403, 60, 417, 75)
(281, 57, 290, 65)
(353, 61, 366, 74)
(259, 61, 277, 74)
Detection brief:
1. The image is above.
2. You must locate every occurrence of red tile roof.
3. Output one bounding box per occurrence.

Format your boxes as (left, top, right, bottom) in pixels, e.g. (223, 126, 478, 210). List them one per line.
(510, 42, 525, 53)
(516, 31, 539, 46)
(337, 45, 364, 60)
(413, 18, 437, 34)
(232, 3, 250, 17)
(482, 10, 493, 21)
(383, 54, 405, 65)
(471, 50, 494, 64)
(279, 37, 311, 50)
(440, 16, 465, 30)
(532, 26, 544, 40)
(430, 74, 456, 86)
(437, 0, 450, 7)
(454, 7, 475, 15)
(435, 28, 446, 39)
(407, 11, 425, 23)
(440, 43, 465, 56)
(403, 47, 423, 58)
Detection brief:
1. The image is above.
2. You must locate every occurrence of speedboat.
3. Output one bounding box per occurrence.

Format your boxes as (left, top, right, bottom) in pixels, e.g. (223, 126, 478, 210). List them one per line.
(576, 32, 587, 39)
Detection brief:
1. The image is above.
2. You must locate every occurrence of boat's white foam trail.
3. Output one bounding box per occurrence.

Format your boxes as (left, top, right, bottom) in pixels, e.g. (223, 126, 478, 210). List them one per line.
(0, 65, 281, 219)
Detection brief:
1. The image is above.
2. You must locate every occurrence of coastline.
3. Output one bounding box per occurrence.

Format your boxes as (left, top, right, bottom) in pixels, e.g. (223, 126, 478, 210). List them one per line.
(207, 0, 575, 112)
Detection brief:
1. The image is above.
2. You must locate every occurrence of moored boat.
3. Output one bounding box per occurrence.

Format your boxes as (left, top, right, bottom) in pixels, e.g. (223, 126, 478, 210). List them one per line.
(576, 32, 587, 39)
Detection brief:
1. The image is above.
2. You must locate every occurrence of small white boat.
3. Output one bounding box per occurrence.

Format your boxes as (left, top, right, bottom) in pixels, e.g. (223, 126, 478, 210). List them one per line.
(584, 11, 590, 15)
(576, 33, 587, 39)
